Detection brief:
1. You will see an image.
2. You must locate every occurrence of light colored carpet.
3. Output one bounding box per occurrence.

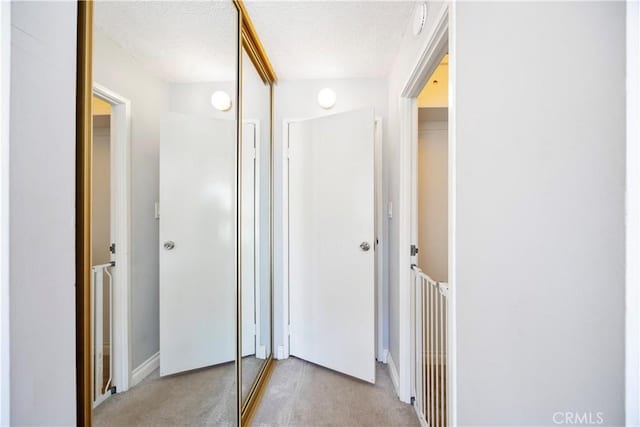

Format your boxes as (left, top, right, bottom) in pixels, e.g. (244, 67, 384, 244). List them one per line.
(243, 356, 266, 402)
(252, 357, 420, 427)
(93, 363, 236, 427)
(93, 357, 419, 427)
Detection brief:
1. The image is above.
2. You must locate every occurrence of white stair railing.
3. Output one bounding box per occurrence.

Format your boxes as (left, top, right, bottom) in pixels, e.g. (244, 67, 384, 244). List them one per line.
(412, 265, 448, 427)
(92, 262, 114, 408)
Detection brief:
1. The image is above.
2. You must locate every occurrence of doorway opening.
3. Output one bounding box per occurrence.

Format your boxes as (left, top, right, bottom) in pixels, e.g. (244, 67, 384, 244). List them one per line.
(412, 52, 449, 427)
(90, 85, 132, 409)
(416, 54, 449, 283)
(91, 95, 114, 407)
(396, 3, 455, 426)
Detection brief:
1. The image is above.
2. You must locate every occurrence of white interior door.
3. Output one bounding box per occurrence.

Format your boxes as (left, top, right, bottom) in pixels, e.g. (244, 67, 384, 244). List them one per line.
(242, 121, 256, 357)
(288, 108, 375, 383)
(159, 112, 236, 376)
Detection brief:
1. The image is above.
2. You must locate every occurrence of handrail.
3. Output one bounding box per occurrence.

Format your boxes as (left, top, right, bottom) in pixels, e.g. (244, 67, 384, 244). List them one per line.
(411, 264, 449, 297)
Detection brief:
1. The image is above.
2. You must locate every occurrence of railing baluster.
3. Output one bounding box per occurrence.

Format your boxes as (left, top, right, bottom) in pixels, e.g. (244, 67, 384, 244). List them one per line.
(440, 289, 444, 427)
(436, 282, 440, 427)
(430, 280, 435, 427)
(426, 277, 431, 426)
(420, 275, 425, 418)
(414, 275, 424, 414)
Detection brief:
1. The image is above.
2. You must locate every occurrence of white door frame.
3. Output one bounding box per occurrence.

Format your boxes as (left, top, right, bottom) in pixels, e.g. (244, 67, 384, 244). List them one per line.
(626, 0, 640, 424)
(280, 114, 384, 362)
(374, 118, 386, 363)
(396, 3, 456, 424)
(93, 83, 132, 393)
(243, 119, 264, 358)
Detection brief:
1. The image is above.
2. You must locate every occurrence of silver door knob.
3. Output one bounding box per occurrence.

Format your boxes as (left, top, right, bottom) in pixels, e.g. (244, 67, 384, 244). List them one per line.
(164, 241, 175, 250)
(360, 242, 370, 252)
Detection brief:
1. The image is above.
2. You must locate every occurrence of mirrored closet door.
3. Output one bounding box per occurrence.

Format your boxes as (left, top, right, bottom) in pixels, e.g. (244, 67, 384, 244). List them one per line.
(78, 1, 277, 425)
(87, 1, 239, 425)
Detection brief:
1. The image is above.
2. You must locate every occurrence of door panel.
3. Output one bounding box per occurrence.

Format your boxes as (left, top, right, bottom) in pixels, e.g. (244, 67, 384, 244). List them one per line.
(288, 108, 375, 383)
(159, 113, 236, 376)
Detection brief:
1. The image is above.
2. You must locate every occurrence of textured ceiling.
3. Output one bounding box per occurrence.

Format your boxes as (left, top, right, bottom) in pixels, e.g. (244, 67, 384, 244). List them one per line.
(244, 1, 415, 80)
(94, 1, 415, 83)
(94, 1, 238, 83)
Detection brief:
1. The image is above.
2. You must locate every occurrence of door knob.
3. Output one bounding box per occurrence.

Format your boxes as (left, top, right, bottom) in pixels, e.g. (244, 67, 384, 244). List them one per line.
(360, 242, 370, 252)
(164, 241, 175, 250)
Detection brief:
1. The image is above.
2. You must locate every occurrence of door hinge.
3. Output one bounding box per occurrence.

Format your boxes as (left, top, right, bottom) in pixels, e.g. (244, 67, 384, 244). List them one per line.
(109, 243, 116, 254)
(410, 244, 419, 256)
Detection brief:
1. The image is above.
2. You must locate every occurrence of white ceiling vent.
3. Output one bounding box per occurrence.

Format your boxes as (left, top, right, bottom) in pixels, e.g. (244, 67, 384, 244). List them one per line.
(413, 3, 428, 36)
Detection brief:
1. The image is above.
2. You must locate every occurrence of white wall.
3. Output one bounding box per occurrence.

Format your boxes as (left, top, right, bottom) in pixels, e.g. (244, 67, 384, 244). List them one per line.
(0, 1, 10, 424)
(94, 30, 170, 369)
(453, 3, 625, 424)
(273, 78, 389, 354)
(388, 0, 625, 424)
(627, 1, 640, 424)
(9, 2, 77, 424)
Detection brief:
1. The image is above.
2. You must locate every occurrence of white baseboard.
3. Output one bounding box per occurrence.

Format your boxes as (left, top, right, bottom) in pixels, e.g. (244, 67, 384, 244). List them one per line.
(414, 405, 428, 427)
(379, 348, 389, 364)
(276, 345, 286, 360)
(257, 345, 266, 359)
(388, 352, 400, 398)
(130, 352, 159, 387)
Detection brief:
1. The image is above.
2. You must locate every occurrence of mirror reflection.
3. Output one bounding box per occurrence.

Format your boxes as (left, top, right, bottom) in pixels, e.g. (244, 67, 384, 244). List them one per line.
(90, 2, 238, 425)
(240, 48, 273, 404)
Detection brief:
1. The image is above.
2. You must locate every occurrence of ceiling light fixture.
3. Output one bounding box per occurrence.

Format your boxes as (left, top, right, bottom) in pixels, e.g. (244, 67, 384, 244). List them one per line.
(211, 91, 232, 112)
(317, 88, 336, 109)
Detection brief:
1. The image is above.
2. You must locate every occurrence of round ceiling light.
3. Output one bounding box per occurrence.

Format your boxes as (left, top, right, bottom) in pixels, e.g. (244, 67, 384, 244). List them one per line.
(317, 88, 336, 109)
(413, 3, 427, 36)
(211, 91, 232, 112)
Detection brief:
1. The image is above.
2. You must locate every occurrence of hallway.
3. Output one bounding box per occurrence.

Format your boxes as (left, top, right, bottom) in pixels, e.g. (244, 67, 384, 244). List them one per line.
(252, 358, 418, 426)
(1, 1, 633, 426)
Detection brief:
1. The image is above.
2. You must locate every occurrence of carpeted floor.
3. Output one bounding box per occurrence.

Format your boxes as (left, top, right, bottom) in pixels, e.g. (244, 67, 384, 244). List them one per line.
(252, 357, 420, 427)
(93, 357, 418, 426)
(93, 363, 237, 427)
(243, 356, 266, 401)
